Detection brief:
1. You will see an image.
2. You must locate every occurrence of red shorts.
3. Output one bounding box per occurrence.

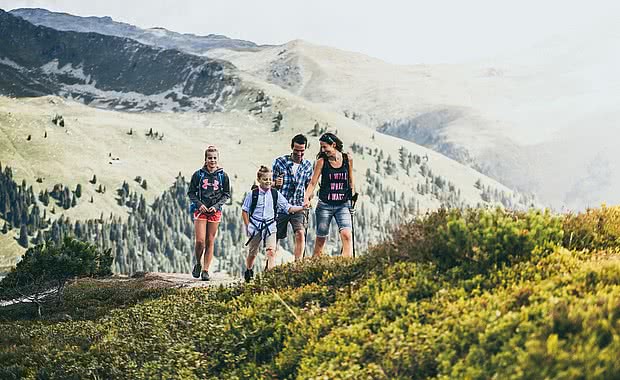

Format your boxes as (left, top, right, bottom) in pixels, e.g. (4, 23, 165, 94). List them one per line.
(193, 210, 222, 223)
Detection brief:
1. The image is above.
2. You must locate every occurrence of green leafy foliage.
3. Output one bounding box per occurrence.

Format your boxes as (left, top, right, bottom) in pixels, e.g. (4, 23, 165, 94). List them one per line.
(0, 238, 113, 316)
(563, 205, 620, 250)
(1, 207, 619, 379)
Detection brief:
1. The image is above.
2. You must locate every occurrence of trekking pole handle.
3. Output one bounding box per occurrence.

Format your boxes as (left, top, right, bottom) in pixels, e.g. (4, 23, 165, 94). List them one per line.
(350, 192, 359, 207)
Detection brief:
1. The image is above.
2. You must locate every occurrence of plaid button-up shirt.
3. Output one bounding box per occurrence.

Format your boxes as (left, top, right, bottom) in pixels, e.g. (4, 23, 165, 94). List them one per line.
(272, 155, 313, 207)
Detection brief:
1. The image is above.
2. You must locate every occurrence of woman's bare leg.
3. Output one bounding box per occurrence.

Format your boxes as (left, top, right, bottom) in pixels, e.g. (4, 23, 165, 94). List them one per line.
(194, 219, 207, 265)
(203, 221, 219, 272)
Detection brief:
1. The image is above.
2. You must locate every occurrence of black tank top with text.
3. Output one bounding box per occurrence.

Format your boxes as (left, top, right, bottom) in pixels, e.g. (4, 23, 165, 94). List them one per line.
(319, 153, 350, 205)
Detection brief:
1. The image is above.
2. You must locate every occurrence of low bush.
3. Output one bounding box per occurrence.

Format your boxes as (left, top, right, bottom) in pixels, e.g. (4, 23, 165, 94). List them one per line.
(563, 205, 620, 250)
(0, 238, 113, 318)
(1, 207, 619, 379)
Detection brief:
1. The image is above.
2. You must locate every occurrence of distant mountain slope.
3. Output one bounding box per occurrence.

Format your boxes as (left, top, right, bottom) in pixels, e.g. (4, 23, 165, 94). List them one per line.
(10, 8, 259, 55)
(0, 10, 241, 112)
(209, 33, 620, 210)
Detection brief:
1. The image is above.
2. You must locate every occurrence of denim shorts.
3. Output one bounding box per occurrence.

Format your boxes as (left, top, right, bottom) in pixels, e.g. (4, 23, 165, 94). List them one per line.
(315, 200, 352, 238)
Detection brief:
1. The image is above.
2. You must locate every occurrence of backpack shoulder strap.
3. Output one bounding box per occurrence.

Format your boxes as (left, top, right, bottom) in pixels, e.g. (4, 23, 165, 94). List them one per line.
(249, 188, 259, 216)
(198, 169, 205, 198)
(270, 188, 279, 215)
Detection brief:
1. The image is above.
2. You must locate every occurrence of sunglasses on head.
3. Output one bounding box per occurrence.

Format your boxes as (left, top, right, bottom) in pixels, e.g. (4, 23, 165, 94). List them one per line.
(320, 134, 336, 144)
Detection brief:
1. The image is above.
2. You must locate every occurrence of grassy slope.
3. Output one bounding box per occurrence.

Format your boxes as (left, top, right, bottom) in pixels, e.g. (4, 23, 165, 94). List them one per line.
(0, 93, 519, 268)
(1, 206, 619, 379)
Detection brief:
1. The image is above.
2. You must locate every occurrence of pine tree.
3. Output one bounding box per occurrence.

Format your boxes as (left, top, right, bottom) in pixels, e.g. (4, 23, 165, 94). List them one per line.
(63, 188, 71, 209)
(75, 184, 82, 198)
(399, 146, 407, 169)
(18, 225, 29, 247)
(141, 179, 148, 190)
(35, 230, 44, 245)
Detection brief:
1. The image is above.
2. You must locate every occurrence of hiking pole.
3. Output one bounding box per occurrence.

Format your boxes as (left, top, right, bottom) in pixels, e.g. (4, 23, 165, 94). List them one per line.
(350, 193, 359, 258)
(302, 209, 309, 259)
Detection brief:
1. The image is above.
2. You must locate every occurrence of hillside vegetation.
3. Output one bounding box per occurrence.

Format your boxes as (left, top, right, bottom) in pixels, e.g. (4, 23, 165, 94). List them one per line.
(0, 95, 532, 276)
(1, 206, 619, 379)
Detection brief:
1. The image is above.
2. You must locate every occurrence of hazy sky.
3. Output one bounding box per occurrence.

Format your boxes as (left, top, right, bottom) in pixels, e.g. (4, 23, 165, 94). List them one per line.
(1, 0, 618, 64)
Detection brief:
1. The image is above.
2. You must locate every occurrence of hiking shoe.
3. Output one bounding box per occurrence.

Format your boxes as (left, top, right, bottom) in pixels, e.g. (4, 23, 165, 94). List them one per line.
(200, 271, 210, 281)
(192, 263, 202, 278)
(244, 268, 254, 282)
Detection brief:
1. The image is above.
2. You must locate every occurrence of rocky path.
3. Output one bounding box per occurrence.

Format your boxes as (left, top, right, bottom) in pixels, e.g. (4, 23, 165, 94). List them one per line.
(140, 272, 240, 289)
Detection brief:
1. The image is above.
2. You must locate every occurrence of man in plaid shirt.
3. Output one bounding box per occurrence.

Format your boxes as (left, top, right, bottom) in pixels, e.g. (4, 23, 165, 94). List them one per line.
(272, 134, 313, 260)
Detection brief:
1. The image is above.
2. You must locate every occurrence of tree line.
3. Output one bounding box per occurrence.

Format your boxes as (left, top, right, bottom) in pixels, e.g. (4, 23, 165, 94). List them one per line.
(0, 143, 532, 276)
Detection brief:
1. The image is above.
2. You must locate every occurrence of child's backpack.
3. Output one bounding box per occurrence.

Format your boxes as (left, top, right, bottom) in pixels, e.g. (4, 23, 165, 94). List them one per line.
(248, 185, 278, 219)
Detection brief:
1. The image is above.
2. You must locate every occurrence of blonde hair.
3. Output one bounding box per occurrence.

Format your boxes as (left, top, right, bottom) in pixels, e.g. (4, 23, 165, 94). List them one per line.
(204, 145, 218, 160)
(256, 165, 271, 180)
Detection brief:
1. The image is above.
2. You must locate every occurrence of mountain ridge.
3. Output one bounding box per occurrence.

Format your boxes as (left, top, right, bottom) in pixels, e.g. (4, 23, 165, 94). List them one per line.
(9, 7, 260, 54)
(0, 9, 242, 112)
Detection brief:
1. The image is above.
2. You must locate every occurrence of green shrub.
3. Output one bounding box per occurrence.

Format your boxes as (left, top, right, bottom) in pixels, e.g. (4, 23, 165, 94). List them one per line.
(1, 207, 620, 379)
(563, 205, 620, 250)
(0, 238, 113, 317)
(372, 208, 564, 274)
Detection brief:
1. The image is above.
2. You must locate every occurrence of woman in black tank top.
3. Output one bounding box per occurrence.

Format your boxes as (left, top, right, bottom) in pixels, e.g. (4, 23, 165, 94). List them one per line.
(318, 151, 350, 204)
(304, 133, 356, 258)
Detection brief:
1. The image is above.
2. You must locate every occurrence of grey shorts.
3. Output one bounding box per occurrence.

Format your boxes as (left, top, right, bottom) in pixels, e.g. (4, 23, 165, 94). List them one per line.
(276, 210, 308, 240)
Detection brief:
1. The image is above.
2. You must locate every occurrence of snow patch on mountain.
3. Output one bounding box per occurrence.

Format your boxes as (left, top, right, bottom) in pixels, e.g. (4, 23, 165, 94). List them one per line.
(40, 60, 92, 83)
(0, 57, 24, 71)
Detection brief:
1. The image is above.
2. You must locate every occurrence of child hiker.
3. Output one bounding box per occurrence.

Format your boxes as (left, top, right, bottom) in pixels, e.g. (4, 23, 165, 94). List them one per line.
(241, 166, 308, 282)
(187, 145, 231, 281)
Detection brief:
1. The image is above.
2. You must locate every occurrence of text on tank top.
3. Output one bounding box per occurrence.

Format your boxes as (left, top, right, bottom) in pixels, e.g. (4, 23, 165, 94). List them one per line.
(319, 154, 350, 204)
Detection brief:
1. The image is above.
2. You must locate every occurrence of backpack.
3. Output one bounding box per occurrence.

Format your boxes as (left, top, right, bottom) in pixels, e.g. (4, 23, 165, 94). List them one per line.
(244, 186, 280, 246)
(249, 185, 278, 218)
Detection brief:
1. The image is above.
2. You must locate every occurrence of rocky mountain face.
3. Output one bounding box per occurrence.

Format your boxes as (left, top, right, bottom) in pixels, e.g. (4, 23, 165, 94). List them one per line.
(0, 10, 241, 112)
(10, 8, 259, 55)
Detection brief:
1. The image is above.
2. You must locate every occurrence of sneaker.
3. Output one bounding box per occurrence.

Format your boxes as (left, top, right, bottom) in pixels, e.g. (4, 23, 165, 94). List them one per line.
(244, 268, 254, 282)
(192, 263, 202, 279)
(200, 271, 210, 281)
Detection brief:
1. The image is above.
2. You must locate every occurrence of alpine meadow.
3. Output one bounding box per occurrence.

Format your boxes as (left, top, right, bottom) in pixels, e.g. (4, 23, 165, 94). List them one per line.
(1, 5, 619, 380)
